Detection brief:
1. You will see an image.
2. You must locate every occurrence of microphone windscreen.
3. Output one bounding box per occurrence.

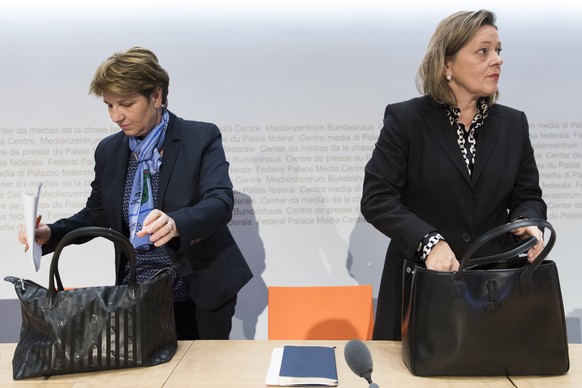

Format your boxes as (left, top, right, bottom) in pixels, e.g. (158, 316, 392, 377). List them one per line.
(344, 339, 373, 379)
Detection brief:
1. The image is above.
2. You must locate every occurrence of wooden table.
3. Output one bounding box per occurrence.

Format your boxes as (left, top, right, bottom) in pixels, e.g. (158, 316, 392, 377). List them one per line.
(0, 341, 192, 388)
(507, 341, 581, 387)
(1, 340, 579, 387)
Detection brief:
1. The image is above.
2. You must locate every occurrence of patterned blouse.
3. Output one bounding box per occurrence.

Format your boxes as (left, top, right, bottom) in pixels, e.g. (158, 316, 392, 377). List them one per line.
(445, 97, 489, 175)
(122, 154, 190, 302)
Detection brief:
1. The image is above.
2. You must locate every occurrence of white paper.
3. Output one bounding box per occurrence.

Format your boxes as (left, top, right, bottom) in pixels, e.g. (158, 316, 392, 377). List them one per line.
(265, 347, 284, 385)
(21, 182, 43, 272)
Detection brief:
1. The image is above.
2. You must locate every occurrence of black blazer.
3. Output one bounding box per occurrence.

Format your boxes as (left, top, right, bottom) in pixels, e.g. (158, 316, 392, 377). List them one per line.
(44, 111, 252, 310)
(361, 96, 546, 339)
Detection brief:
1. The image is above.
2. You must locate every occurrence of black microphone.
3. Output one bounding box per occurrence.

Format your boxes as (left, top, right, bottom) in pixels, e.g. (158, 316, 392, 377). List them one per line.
(344, 339, 379, 387)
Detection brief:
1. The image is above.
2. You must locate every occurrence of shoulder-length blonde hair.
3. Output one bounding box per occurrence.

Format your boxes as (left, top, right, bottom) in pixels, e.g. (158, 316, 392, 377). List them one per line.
(416, 10, 498, 107)
(89, 47, 170, 106)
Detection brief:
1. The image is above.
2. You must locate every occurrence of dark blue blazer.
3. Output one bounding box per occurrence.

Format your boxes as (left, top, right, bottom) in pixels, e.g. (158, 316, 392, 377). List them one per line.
(44, 111, 252, 310)
(361, 96, 546, 339)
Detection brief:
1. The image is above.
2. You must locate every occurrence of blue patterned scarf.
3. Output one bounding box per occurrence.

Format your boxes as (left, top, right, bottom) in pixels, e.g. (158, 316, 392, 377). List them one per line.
(128, 109, 169, 250)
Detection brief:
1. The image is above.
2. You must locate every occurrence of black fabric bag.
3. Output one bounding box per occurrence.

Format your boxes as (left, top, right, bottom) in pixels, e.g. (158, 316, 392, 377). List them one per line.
(5, 227, 177, 380)
(401, 219, 569, 376)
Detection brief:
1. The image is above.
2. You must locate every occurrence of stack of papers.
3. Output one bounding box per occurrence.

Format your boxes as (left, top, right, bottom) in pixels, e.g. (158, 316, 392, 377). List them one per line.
(21, 182, 43, 272)
(266, 345, 338, 386)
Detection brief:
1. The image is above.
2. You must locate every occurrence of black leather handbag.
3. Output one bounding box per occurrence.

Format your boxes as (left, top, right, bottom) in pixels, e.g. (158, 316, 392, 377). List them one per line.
(5, 227, 177, 380)
(401, 219, 569, 376)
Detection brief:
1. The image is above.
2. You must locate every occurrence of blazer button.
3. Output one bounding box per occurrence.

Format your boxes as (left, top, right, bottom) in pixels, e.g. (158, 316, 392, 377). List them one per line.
(462, 233, 471, 242)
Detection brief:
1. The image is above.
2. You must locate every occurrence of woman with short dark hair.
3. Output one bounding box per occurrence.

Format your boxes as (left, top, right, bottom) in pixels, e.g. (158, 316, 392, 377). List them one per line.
(19, 46, 252, 340)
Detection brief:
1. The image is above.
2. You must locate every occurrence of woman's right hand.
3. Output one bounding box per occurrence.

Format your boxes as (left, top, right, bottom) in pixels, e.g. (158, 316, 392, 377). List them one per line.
(425, 240, 460, 271)
(18, 223, 51, 250)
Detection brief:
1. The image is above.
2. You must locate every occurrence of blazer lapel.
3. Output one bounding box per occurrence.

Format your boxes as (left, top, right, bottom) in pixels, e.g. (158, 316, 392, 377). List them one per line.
(158, 113, 180, 208)
(471, 107, 500, 185)
(107, 135, 129, 232)
(421, 100, 472, 186)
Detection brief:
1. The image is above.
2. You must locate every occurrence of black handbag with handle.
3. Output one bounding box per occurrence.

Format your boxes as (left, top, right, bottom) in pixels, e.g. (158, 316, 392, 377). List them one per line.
(401, 219, 569, 376)
(4, 227, 177, 380)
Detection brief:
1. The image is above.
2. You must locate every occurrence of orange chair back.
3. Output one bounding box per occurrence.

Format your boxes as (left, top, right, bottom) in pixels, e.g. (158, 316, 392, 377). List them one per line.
(268, 285, 374, 340)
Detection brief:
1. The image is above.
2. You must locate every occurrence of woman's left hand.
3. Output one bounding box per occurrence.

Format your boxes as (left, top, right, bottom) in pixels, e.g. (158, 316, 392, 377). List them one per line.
(136, 209, 179, 247)
(511, 225, 544, 263)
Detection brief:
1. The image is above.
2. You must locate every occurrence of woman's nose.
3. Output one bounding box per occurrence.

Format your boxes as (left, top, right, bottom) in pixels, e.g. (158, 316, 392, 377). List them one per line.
(493, 51, 503, 66)
(109, 106, 123, 122)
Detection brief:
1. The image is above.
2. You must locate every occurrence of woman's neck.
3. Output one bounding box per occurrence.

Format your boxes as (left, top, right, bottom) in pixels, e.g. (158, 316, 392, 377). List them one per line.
(455, 99, 478, 129)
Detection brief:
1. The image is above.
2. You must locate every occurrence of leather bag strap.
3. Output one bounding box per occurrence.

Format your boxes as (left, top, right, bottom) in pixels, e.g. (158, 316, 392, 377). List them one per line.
(47, 227, 137, 299)
(461, 236, 538, 269)
(453, 219, 556, 296)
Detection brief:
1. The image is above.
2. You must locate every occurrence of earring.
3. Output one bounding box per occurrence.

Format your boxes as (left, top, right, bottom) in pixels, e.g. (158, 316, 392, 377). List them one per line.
(446, 75, 452, 81)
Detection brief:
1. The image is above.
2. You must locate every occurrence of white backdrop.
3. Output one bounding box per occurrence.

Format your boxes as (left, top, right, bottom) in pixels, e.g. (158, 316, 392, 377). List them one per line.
(1, 0, 581, 342)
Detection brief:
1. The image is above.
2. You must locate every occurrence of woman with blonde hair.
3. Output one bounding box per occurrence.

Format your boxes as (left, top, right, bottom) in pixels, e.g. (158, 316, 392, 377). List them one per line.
(361, 10, 546, 340)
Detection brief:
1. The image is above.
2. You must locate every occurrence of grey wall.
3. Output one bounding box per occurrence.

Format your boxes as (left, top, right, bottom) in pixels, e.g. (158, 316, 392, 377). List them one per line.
(1, 1, 581, 342)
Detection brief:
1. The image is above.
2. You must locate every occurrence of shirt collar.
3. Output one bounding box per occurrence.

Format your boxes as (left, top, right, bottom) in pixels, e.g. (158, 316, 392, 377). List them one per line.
(445, 97, 489, 128)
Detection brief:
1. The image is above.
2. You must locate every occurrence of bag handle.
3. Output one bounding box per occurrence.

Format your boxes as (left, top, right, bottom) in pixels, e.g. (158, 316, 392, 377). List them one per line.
(453, 219, 556, 296)
(460, 236, 538, 269)
(47, 227, 137, 300)
(458, 219, 555, 271)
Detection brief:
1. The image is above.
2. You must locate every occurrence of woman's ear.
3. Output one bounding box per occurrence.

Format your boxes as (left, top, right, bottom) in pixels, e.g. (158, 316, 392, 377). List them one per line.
(151, 87, 163, 108)
(443, 61, 452, 80)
